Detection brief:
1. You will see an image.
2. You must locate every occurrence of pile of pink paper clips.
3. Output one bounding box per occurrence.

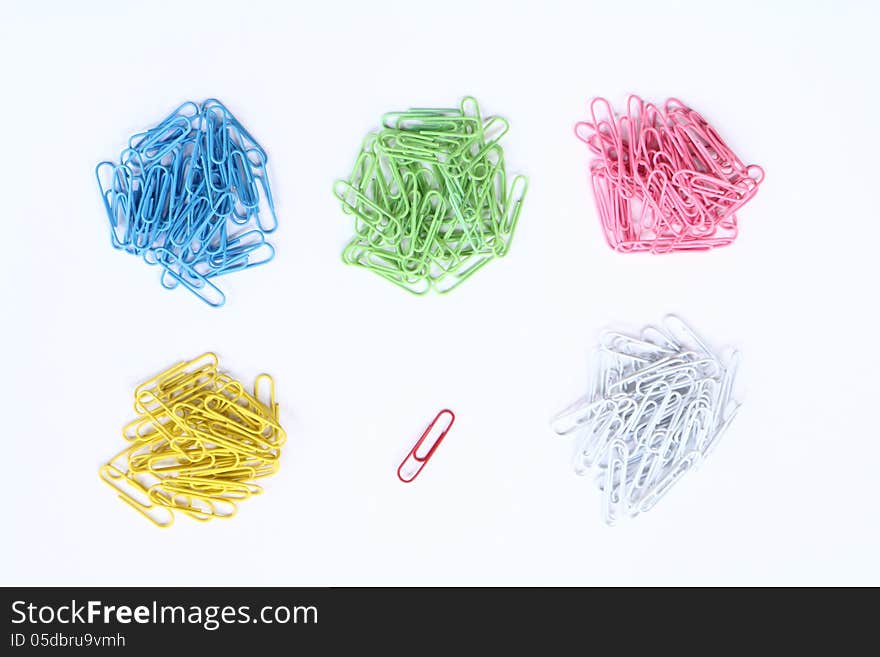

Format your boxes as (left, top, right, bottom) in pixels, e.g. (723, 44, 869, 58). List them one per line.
(575, 96, 764, 253)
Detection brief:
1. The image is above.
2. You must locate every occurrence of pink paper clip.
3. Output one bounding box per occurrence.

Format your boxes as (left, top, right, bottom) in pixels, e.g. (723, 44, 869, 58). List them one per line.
(397, 409, 455, 483)
(575, 95, 764, 254)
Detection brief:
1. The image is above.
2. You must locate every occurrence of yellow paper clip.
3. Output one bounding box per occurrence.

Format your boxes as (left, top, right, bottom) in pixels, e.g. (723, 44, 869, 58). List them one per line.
(100, 356, 285, 527)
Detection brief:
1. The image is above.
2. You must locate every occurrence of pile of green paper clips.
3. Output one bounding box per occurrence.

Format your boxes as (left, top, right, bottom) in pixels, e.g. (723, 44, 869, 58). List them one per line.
(334, 97, 528, 294)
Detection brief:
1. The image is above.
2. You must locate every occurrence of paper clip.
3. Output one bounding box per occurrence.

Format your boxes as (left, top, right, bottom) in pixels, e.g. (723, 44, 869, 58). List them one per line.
(552, 316, 741, 524)
(335, 97, 528, 294)
(397, 409, 455, 483)
(100, 353, 286, 526)
(95, 99, 278, 306)
(574, 95, 763, 254)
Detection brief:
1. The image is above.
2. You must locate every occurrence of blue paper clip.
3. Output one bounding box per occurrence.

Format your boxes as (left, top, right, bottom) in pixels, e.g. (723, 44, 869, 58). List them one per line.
(95, 99, 278, 307)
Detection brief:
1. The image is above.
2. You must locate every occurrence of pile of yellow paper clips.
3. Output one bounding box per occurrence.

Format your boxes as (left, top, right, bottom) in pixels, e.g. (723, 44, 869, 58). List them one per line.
(99, 353, 285, 527)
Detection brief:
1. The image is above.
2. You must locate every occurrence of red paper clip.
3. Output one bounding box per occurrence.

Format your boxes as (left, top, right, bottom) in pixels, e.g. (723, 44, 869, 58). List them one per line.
(397, 409, 455, 483)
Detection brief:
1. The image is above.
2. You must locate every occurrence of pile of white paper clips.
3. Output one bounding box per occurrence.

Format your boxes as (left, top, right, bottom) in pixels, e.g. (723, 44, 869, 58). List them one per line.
(552, 315, 741, 525)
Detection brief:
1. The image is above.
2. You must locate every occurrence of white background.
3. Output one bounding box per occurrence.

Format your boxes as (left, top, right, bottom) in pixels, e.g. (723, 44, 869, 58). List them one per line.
(2, 0, 878, 586)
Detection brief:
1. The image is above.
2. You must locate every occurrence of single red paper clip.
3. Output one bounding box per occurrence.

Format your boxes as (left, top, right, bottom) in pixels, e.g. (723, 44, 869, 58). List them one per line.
(397, 409, 455, 483)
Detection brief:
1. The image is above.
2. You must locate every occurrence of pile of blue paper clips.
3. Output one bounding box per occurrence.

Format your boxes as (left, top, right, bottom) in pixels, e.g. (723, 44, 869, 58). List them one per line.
(95, 99, 277, 307)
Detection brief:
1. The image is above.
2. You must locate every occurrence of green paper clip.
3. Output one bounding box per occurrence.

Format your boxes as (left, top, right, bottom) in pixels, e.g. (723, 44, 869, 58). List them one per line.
(335, 97, 528, 294)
